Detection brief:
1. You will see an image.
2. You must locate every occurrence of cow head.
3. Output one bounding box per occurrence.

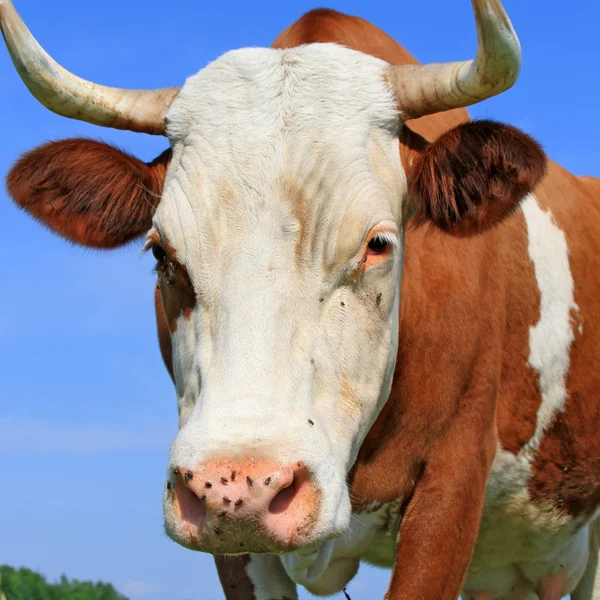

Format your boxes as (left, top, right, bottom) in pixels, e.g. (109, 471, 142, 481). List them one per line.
(2, 0, 545, 579)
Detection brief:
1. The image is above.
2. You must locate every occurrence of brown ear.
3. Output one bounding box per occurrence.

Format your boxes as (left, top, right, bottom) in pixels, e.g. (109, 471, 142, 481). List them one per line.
(408, 120, 547, 237)
(7, 139, 171, 248)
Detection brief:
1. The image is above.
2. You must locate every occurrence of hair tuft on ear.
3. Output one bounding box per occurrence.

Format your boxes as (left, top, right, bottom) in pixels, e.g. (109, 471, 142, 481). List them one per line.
(408, 120, 547, 237)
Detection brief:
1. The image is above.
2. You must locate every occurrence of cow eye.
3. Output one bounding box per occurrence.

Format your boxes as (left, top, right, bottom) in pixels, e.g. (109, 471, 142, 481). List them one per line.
(367, 235, 389, 255)
(152, 244, 167, 263)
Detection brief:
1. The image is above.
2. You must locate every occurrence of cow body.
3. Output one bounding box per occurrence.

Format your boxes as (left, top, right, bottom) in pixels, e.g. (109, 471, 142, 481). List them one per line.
(3, 3, 600, 600)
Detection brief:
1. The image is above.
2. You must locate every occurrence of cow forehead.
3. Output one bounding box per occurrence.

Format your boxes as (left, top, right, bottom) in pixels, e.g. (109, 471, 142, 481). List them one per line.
(155, 44, 404, 278)
(166, 44, 399, 146)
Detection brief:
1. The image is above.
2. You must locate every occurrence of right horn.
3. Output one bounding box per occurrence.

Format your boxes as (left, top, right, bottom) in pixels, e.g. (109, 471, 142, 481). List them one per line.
(386, 0, 522, 120)
(0, 0, 179, 135)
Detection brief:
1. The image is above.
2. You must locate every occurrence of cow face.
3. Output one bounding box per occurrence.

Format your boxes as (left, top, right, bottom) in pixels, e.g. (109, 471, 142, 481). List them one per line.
(156, 45, 404, 557)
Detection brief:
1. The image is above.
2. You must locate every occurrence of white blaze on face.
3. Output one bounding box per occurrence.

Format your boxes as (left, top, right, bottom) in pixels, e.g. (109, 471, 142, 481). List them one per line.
(155, 44, 407, 541)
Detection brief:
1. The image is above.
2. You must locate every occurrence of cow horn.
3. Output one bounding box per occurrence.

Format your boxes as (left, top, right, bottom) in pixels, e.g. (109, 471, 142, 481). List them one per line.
(0, 0, 179, 135)
(386, 0, 522, 119)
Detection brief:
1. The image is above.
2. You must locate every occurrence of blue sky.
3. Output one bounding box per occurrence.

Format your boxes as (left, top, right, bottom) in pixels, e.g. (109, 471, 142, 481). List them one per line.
(0, 1, 598, 599)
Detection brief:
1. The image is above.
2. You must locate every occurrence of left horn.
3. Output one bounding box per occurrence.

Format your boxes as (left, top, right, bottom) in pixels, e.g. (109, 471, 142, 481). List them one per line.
(386, 0, 521, 119)
(0, 0, 179, 135)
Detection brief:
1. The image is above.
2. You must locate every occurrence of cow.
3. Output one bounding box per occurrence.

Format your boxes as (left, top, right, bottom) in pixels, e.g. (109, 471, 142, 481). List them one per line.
(1, 0, 599, 598)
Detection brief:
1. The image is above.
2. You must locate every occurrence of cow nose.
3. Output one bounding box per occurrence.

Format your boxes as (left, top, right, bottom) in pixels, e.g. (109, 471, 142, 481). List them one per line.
(168, 460, 316, 550)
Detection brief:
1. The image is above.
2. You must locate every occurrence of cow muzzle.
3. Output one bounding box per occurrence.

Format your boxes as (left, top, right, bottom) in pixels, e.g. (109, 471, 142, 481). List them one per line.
(164, 458, 321, 553)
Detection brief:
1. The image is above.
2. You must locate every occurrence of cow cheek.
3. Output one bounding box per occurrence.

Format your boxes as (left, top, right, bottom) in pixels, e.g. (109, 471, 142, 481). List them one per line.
(319, 300, 396, 447)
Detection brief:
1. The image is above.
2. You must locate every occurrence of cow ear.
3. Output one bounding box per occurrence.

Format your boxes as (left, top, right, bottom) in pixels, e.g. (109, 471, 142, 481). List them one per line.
(7, 139, 171, 248)
(408, 120, 546, 237)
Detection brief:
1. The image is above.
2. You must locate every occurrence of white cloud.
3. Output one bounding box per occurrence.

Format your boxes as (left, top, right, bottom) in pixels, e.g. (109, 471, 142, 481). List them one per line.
(122, 580, 158, 598)
(0, 416, 173, 455)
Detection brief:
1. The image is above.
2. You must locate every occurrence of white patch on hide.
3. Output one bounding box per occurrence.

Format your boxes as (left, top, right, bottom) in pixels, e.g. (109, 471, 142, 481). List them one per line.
(521, 194, 579, 448)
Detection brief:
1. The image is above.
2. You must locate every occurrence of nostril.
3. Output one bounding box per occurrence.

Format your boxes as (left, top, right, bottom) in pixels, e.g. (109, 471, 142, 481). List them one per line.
(174, 470, 207, 529)
(268, 465, 311, 515)
(269, 478, 298, 514)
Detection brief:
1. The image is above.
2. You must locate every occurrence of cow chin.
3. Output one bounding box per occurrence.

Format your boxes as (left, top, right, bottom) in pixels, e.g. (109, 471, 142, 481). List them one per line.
(162, 456, 352, 556)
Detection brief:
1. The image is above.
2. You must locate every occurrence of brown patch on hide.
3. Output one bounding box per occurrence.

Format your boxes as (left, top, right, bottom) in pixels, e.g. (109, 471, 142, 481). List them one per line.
(152, 237, 196, 333)
(154, 282, 174, 381)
